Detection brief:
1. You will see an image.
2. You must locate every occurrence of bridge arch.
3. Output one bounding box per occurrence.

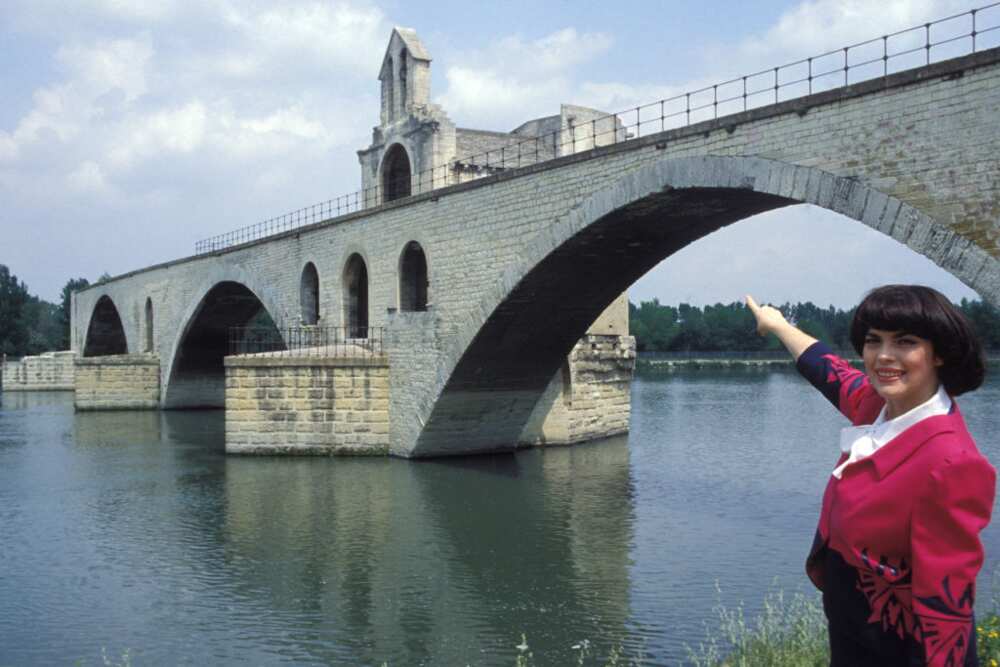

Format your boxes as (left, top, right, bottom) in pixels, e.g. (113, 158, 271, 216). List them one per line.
(163, 270, 284, 409)
(381, 143, 411, 202)
(343, 253, 369, 338)
(83, 295, 128, 357)
(412, 155, 1000, 456)
(300, 261, 320, 325)
(398, 241, 429, 312)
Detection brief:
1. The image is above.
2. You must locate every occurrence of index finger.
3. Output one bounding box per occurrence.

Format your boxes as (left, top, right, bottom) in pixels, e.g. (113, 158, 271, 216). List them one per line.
(745, 294, 760, 312)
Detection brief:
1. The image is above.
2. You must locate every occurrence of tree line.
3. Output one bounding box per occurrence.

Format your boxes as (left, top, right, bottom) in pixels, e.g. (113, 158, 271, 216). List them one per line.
(629, 298, 1000, 352)
(0, 264, 91, 357)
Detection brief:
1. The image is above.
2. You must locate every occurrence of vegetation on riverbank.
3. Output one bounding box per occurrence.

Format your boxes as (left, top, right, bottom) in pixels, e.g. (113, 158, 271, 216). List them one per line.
(629, 299, 1000, 353)
(512, 583, 1000, 666)
(0, 263, 93, 356)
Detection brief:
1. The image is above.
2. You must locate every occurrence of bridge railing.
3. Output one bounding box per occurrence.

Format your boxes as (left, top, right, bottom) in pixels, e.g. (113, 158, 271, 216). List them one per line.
(228, 326, 385, 359)
(195, 2, 1000, 256)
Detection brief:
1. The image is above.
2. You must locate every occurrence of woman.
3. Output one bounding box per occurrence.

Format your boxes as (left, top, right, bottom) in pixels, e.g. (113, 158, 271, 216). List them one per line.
(746, 285, 995, 667)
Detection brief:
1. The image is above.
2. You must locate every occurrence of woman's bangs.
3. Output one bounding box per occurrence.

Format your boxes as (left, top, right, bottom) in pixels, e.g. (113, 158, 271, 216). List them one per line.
(856, 289, 932, 338)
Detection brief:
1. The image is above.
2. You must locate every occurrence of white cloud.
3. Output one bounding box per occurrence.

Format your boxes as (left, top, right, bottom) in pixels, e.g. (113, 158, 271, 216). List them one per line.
(87, 0, 177, 23)
(437, 28, 613, 129)
(707, 0, 976, 80)
(67, 160, 110, 194)
(56, 37, 153, 102)
(220, 1, 386, 72)
(0, 132, 16, 161)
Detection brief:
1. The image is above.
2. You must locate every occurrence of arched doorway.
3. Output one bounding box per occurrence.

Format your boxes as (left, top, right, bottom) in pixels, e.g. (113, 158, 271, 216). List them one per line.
(398, 241, 428, 312)
(343, 254, 369, 339)
(165, 281, 281, 409)
(382, 144, 411, 202)
(83, 296, 128, 356)
(300, 262, 320, 325)
(144, 298, 154, 352)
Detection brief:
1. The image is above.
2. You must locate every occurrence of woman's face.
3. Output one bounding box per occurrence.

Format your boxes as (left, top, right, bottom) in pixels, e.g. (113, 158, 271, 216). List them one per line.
(862, 328, 943, 418)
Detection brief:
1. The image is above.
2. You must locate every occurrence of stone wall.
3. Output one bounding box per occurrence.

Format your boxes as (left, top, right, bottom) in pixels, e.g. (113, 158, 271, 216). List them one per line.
(521, 335, 636, 446)
(1, 352, 76, 391)
(74, 355, 160, 410)
(225, 355, 390, 455)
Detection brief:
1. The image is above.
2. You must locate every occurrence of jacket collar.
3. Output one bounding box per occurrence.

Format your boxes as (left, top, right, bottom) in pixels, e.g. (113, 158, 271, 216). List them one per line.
(869, 401, 961, 480)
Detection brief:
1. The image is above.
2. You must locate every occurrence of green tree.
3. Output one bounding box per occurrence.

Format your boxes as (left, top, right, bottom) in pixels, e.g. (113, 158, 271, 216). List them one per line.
(0, 265, 31, 356)
(59, 278, 90, 349)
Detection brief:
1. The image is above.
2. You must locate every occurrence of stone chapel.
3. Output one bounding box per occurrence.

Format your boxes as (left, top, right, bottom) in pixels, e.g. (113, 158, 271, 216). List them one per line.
(357, 27, 625, 204)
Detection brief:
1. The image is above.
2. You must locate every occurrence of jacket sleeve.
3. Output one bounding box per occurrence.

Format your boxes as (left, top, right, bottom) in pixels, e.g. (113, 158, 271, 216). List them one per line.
(795, 341, 883, 425)
(911, 455, 996, 667)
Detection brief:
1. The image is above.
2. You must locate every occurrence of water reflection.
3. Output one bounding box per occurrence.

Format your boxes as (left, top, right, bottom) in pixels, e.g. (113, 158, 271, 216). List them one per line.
(216, 437, 634, 665)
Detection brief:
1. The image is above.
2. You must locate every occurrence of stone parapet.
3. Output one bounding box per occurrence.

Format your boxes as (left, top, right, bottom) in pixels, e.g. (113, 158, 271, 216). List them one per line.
(2, 351, 76, 391)
(521, 334, 636, 446)
(224, 354, 390, 455)
(74, 354, 160, 410)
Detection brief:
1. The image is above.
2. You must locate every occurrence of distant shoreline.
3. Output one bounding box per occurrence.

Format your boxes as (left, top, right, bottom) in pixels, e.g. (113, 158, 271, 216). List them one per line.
(636, 352, 1000, 372)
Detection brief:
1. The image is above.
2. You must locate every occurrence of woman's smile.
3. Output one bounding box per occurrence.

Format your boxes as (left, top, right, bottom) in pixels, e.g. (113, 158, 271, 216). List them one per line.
(863, 328, 942, 418)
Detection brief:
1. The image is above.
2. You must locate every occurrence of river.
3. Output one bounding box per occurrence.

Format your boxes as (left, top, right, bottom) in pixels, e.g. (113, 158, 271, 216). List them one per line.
(1, 368, 998, 666)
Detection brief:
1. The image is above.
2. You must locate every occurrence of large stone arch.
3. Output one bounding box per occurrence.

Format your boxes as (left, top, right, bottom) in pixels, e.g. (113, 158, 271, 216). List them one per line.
(82, 294, 129, 356)
(163, 269, 284, 409)
(408, 155, 1000, 456)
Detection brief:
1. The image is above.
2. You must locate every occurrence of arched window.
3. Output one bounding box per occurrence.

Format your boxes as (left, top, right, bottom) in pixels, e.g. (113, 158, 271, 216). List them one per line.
(343, 254, 369, 339)
(300, 262, 320, 325)
(399, 241, 428, 312)
(144, 297, 154, 352)
(382, 143, 411, 202)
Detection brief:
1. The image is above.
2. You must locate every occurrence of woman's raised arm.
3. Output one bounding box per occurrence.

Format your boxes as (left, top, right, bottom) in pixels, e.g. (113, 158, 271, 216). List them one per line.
(745, 294, 817, 361)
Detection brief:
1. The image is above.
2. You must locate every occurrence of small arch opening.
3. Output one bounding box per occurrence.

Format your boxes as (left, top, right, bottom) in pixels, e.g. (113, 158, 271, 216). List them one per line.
(399, 241, 429, 312)
(382, 143, 411, 202)
(144, 297, 154, 352)
(83, 295, 128, 356)
(383, 56, 394, 120)
(300, 262, 320, 325)
(399, 48, 408, 111)
(343, 254, 369, 338)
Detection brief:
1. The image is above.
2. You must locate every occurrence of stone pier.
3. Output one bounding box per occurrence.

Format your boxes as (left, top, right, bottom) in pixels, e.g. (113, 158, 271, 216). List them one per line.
(74, 354, 161, 410)
(224, 354, 390, 455)
(2, 351, 76, 391)
(520, 334, 636, 446)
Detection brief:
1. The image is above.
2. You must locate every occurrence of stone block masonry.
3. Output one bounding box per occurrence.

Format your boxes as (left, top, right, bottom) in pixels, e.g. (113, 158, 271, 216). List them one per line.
(2, 352, 76, 391)
(521, 335, 636, 446)
(225, 355, 390, 455)
(74, 355, 160, 410)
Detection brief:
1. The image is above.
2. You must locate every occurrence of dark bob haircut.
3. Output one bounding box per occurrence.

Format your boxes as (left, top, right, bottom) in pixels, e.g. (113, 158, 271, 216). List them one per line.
(849, 284, 985, 396)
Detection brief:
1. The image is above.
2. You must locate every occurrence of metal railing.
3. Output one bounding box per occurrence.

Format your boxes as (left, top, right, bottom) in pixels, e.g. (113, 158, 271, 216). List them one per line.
(195, 2, 1000, 255)
(228, 326, 384, 358)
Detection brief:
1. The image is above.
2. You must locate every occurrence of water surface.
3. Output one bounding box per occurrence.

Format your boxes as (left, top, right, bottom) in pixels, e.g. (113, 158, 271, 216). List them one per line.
(1, 370, 998, 665)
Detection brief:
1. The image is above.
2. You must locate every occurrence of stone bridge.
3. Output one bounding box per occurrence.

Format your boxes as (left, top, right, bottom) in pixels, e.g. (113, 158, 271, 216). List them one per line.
(72, 47, 1000, 457)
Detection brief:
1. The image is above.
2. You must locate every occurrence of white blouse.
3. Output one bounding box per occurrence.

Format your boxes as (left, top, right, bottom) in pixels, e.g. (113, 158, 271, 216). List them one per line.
(832, 384, 952, 479)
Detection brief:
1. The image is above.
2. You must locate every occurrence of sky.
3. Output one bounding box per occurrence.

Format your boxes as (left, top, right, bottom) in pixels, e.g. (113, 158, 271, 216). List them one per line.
(0, 0, 993, 307)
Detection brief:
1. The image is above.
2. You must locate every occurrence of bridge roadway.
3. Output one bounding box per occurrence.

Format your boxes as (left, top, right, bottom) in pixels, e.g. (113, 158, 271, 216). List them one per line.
(72, 48, 1000, 457)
